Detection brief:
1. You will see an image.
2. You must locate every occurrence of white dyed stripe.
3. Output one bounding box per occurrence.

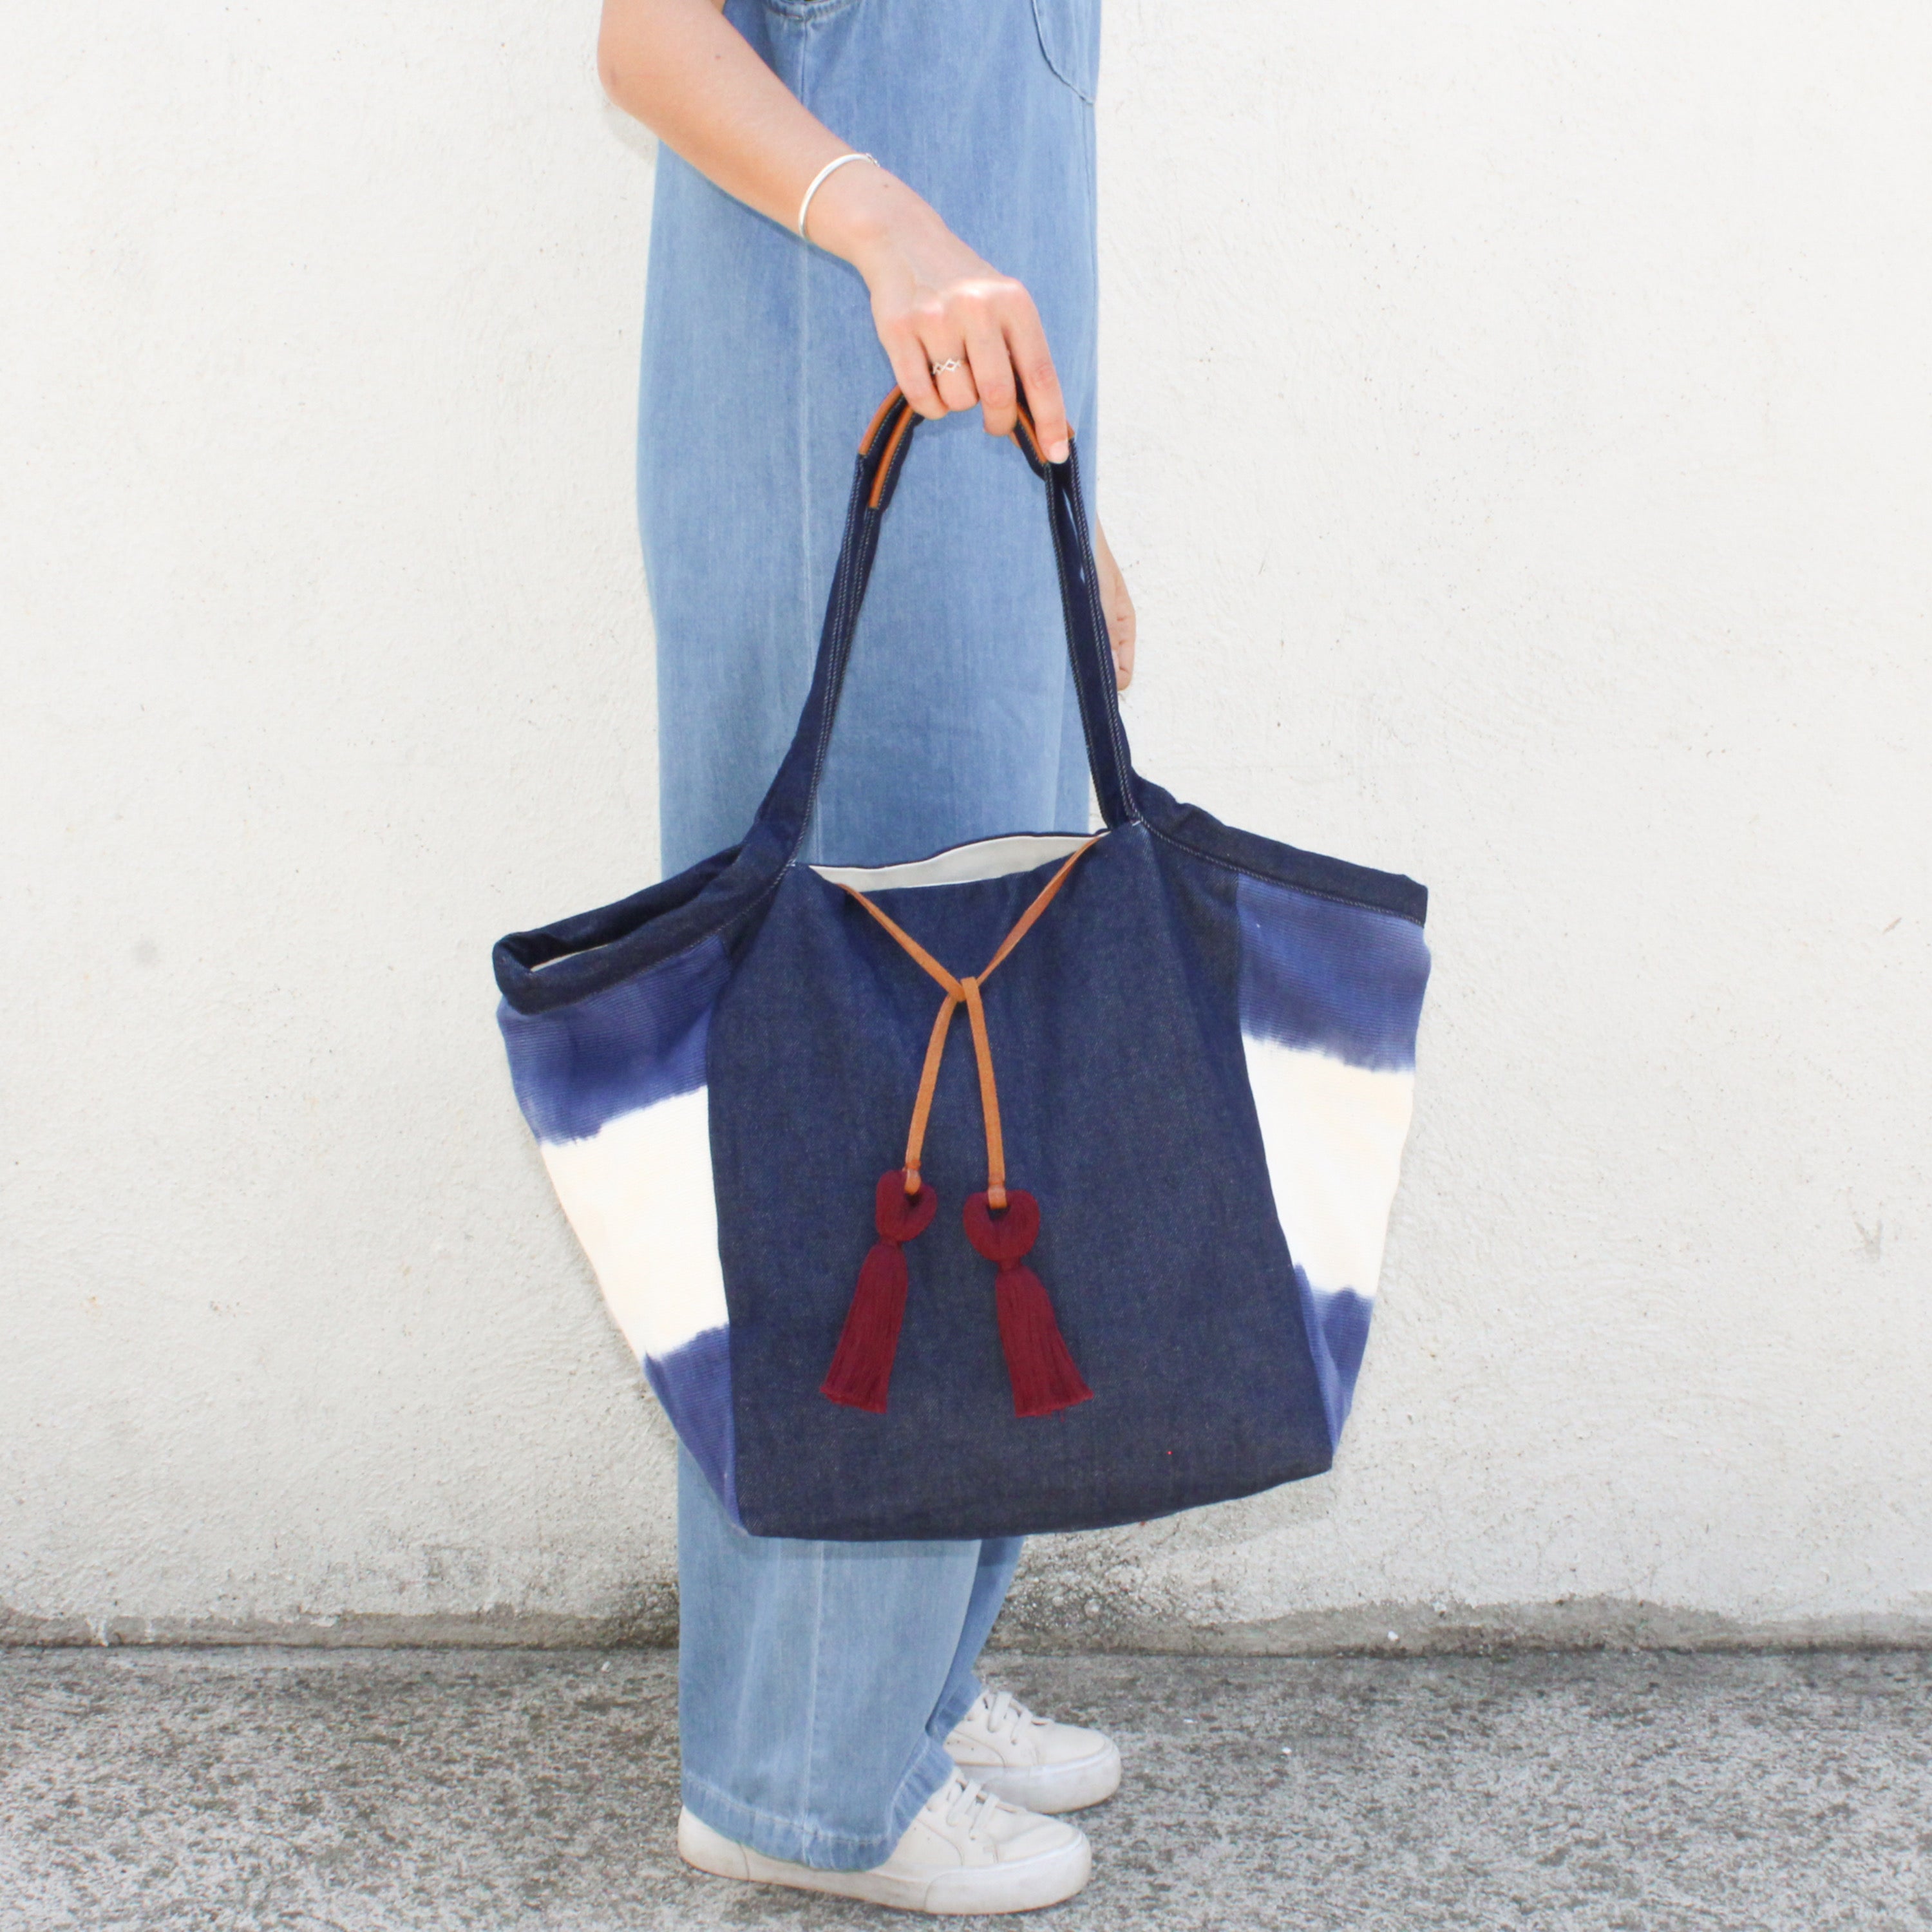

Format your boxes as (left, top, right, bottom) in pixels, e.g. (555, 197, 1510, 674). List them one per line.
(811, 831, 1095, 892)
(538, 1086, 727, 1361)
(1243, 1036, 1416, 1298)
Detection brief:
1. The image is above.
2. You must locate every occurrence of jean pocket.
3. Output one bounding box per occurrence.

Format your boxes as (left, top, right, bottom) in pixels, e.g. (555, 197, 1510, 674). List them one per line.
(762, 0, 866, 22)
(1030, 0, 1099, 102)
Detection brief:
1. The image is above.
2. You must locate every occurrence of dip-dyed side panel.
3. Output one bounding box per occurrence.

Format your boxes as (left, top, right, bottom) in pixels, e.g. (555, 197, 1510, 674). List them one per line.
(498, 934, 738, 1518)
(1238, 878, 1430, 1448)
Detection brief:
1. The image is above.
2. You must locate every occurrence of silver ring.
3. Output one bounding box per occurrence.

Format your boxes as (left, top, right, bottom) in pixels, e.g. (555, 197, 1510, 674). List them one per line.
(929, 357, 964, 376)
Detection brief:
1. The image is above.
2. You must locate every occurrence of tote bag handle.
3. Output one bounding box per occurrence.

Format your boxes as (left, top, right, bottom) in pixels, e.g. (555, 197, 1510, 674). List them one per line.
(750, 388, 1141, 860)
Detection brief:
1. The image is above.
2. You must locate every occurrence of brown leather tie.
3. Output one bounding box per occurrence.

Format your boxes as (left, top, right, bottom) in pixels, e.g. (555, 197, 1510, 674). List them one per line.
(819, 842, 1099, 1418)
(840, 839, 1094, 1209)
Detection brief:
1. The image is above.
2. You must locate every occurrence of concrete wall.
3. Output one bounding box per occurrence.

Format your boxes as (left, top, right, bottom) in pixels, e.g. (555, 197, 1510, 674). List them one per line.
(4, 1, 1927, 1651)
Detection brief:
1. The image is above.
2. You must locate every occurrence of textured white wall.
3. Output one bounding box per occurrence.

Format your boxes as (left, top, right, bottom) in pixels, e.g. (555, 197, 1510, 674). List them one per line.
(4, 1, 1927, 1649)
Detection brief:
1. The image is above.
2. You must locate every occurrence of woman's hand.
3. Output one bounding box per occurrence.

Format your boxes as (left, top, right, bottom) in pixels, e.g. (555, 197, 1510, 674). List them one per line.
(810, 167, 1135, 686)
(1094, 522, 1136, 692)
(808, 162, 1133, 689)
(806, 168, 1071, 462)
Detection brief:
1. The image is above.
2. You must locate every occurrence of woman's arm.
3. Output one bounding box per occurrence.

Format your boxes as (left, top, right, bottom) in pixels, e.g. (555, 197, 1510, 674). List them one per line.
(596, 0, 1133, 687)
(596, 0, 1068, 452)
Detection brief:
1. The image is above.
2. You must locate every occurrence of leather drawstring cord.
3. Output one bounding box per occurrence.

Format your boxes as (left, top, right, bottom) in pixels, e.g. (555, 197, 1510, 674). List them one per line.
(819, 842, 1099, 1419)
(842, 840, 1090, 1207)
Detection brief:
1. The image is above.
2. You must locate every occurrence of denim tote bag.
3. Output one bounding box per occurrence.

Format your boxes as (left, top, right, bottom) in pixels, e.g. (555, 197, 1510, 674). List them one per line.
(493, 390, 1432, 1540)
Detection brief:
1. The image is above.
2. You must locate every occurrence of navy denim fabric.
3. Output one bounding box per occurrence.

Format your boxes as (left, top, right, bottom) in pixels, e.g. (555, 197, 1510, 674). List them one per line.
(711, 824, 1334, 1537)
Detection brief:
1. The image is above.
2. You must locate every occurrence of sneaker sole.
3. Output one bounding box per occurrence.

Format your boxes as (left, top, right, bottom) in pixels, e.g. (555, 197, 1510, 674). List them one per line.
(677, 1806, 1092, 1916)
(954, 1738, 1123, 1815)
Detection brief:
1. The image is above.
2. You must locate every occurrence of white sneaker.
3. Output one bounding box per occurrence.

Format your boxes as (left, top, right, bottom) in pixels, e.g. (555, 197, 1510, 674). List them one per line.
(676, 1769, 1091, 1916)
(944, 1688, 1122, 1814)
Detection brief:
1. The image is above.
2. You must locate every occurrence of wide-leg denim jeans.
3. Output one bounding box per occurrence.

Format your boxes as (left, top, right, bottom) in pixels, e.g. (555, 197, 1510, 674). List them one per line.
(676, 1450, 1023, 1868)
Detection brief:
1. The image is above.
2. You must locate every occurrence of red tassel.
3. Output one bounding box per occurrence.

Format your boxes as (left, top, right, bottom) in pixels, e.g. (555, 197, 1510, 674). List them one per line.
(820, 1240, 909, 1413)
(822, 1171, 938, 1414)
(995, 1263, 1093, 1417)
(963, 1189, 1093, 1418)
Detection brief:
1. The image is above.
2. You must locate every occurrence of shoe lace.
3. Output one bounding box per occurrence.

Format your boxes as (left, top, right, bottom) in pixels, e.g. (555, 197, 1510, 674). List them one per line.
(938, 1770, 1009, 1842)
(976, 1689, 1039, 1749)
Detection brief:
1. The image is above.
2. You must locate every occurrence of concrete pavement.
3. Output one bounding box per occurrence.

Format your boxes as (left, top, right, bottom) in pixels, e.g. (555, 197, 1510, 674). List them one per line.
(1, 1647, 1925, 1930)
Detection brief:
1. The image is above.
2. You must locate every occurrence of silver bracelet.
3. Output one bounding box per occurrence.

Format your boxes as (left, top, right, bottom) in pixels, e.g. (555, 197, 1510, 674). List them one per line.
(797, 151, 878, 242)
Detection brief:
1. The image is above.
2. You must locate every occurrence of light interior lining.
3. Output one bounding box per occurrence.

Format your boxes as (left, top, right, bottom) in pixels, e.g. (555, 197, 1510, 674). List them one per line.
(810, 831, 1095, 893)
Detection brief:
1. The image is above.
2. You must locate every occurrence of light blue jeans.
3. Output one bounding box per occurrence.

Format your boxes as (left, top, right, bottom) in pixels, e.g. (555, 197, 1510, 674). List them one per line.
(677, 1449, 1023, 1868)
(638, 0, 1103, 1874)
